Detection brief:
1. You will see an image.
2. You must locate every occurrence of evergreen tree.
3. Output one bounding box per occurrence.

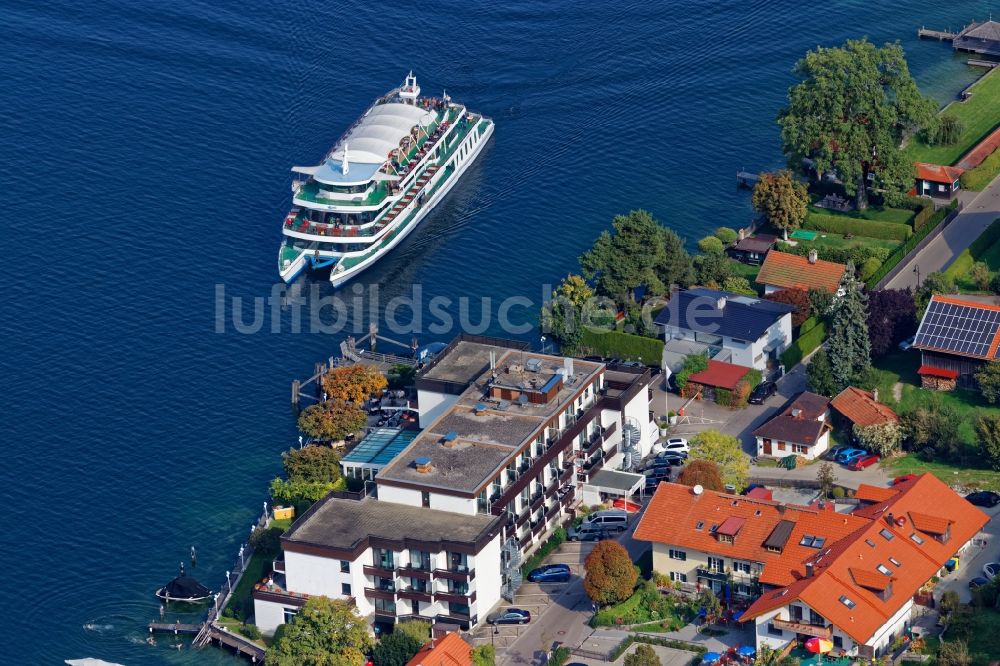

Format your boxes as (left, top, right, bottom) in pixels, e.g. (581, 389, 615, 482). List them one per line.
(827, 265, 871, 392)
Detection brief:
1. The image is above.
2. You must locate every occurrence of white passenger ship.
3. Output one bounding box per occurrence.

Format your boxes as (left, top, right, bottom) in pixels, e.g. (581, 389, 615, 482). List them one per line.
(279, 73, 494, 285)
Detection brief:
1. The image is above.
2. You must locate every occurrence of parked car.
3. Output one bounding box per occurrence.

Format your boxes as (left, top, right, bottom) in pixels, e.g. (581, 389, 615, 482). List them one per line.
(892, 474, 917, 485)
(650, 452, 686, 467)
(653, 437, 689, 455)
(487, 608, 531, 625)
(825, 445, 849, 462)
(835, 448, 867, 464)
(567, 523, 611, 542)
(968, 576, 990, 591)
(983, 562, 1000, 580)
(748, 380, 777, 405)
(583, 509, 630, 532)
(848, 454, 880, 471)
(526, 564, 571, 583)
(966, 490, 1000, 508)
(898, 336, 915, 351)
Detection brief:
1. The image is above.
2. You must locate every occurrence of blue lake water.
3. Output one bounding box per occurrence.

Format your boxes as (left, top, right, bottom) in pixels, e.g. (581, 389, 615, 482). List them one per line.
(1, 0, 992, 662)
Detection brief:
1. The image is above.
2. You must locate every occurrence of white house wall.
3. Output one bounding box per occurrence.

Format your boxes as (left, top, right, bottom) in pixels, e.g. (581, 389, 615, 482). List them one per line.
(416, 389, 458, 428)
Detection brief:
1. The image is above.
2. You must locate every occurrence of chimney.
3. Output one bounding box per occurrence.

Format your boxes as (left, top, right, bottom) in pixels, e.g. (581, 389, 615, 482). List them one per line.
(886, 512, 894, 526)
(738, 228, 746, 241)
(808, 249, 818, 264)
(564, 357, 574, 378)
(414, 457, 433, 473)
(871, 388, 879, 403)
(805, 562, 814, 578)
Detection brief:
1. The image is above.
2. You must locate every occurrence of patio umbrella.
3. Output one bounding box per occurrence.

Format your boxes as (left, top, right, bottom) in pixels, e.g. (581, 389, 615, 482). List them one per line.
(702, 652, 722, 664)
(805, 637, 834, 654)
(737, 646, 756, 657)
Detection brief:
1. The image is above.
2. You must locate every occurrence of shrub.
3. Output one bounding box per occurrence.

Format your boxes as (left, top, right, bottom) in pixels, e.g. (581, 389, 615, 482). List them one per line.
(549, 646, 572, 666)
(698, 236, 725, 254)
(780, 318, 826, 369)
(675, 353, 709, 392)
(372, 631, 423, 666)
(471, 645, 496, 666)
(969, 217, 1000, 257)
(578, 328, 663, 366)
(859, 256, 882, 282)
(584, 541, 638, 606)
(242, 624, 262, 640)
(990, 273, 1000, 295)
(803, 212, 912, 240)
(249, 526, 284, 560)
(912, 203, 935, 231)
(831, 486, 846, 499)
(714, 227, 738, 244)
(961, 148, 1000, 191)
(971, 261, 992, 290)
(624, 644, 661, 666)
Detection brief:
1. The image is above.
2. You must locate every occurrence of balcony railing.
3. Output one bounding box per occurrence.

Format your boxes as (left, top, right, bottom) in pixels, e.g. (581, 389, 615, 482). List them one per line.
(695, 567, 728, 582)
(396, 588, 433, 603)
(364, 587, 396, 601)
(771, 618, 832, 638)
(433, 567, 475, 581)
(363, 564, 396, 578)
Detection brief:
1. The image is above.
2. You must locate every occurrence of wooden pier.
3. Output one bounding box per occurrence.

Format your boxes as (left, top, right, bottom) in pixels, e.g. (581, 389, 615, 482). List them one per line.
(917, 27, 958, 41)
(969, 59, 999, 69)
(736, 170, 759, 189)
(148, 621, 201, 634)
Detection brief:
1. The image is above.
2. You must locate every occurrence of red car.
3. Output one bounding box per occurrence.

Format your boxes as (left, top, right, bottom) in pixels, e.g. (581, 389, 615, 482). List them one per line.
(849, 454, 880, 470)
(893, 473, 917, 485)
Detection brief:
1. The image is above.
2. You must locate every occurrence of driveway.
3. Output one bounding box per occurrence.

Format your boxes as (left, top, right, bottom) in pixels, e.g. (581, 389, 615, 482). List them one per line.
(934, 502, 1000, 604)
(886, 174, 1000, 290)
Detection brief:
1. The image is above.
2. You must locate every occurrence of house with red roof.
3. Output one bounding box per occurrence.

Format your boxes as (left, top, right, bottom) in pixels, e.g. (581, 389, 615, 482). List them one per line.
(830, 387, 898, 434)
(753, 392, 831, 461)
(634, 475, 988, 660)
(756, 250, 846, 295)
(405, 632, 473, 666)
(913, 294, 1000, 391)
(684, 360, 751, 402)
(914, 162, 964, 199)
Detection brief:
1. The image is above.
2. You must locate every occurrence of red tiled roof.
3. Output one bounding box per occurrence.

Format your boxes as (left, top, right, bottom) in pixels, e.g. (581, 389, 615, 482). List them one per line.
(406, 632, 473, 666)
(915, 162, 964, 184)
(756, 251, 846, 293)
(917, 365, 959, 379)
(908, 511, 952, 535)
(830, 387, 899, 427)
(742, 474, 990, 644)
(687, 360, 749, 390)
(716, 516, 746, 537)
(854, 484, 896, 504)
(752, 391, 830, 445)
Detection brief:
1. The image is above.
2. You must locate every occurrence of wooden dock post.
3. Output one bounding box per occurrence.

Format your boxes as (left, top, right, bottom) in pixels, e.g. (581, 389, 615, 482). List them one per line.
(291, 379, 300, 407)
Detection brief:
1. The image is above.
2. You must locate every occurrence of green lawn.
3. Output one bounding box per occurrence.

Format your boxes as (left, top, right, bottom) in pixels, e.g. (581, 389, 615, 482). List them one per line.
(225, 549, 271, 618)
(807, 233, 900, 252)
(905, 67, 1000, 165)
(942, 226, 1000, 292)
(807, 204, 915, 225)
(968, 608, 1000, 665)
(727, 260, 760, 282)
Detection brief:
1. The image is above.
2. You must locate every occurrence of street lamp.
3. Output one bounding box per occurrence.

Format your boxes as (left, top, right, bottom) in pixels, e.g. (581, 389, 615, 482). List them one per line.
(913, 265, 921, 287)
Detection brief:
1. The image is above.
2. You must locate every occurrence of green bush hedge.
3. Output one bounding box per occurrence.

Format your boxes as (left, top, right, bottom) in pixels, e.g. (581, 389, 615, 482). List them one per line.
(780, 319, 826, 369)
(913, 204, 936, 231)
(961, 149, 1000, 192)
(578, 328, 664, 366)
(864, 200, 958, 289)
(521, 527, 566, 577)
(803, 212, 912, 241)
(968, 217, 1000, 257)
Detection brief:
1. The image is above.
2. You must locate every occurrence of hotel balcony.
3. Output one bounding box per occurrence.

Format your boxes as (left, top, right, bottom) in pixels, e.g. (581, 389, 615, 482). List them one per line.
(396, 588, 433, 603)
(771, 618, 832, 638)
(434, 590, 477, 605)
(363, 564, 396, 578)
(433, 566, 475, 581)
(252, 575, 310, 608)
(364, 587, 397, 602)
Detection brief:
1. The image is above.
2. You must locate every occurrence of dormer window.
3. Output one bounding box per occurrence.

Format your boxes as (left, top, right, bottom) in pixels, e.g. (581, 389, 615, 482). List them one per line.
(839, 595, 856, 609)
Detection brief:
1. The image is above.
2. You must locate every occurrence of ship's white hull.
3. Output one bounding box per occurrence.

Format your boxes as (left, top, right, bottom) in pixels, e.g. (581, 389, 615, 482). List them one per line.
(329, 120, 494, 287)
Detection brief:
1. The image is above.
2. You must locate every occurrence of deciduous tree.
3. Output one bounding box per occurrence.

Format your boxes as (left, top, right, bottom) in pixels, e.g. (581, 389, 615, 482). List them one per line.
(624, 644, 661, 666)
(471, 645, 496, 666)
(936, 639, 971, 666)
(297, 399, 368, 442)
(721, 276, 756, 297)
(764, 288, 811, 327)
(867, 289, 917, 359)
(853, 421, 903, 457)
(976, 413, 1000, 470)
(322, 364, 388, 404)
(807, 288, 834, 319)
(283, 445, 342, 484)
(778, 39, 935, 207)
(914, 271, 955, 317)
(751, 170, 808, 234)
(901, 396, 961, 460)
(583, 540, 637, 606)
(689, 430, 748, 490)
(715, 227, 739, 245)
(372, 630, 423, 666)
(676, 460, 725, 491)
(266, 597, 374, 666)
(975, 362, 1000, 405)
(394, 620, 432, 643)
(542, 274, 596, 350)
(827, 266, 872, 392)
(816, 462, 838, 498)
(971, 262, 991, 291)
(698, 235, 725, 255)
(694, 252, 732, 288)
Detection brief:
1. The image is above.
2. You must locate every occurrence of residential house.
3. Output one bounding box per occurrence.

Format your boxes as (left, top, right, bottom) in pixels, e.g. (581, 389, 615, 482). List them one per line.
(406, 632, 473, 666)
(255, 335, 655, 636)
(683, 360, 750, 402)
(727, 234, 777, 265)
(753, 392, 831, 461)
(655, 288, 794, 372)
(830, 387, 898, 439)
(634, 475, 989, 660)
(756, 250, 846, 295)
(913, 294, 1000, 391)
(914, 163, 963, 200)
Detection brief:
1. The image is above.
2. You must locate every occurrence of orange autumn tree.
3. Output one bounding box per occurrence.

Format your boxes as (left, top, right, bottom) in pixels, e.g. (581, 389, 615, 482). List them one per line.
(321, 364, 388, 404)
(583, 540, 637, 606)
(676, 460, 725, 492)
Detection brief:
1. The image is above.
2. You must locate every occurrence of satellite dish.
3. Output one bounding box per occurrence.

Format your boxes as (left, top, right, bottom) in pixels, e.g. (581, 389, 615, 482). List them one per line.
(693, 484, 704, 495)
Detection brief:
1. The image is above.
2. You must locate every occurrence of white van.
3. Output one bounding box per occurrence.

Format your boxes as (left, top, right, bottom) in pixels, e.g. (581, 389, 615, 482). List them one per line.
(583, 509, 629, 533)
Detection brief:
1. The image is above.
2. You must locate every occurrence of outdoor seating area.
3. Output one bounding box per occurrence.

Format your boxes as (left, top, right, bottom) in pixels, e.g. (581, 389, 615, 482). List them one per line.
(814, 193, 853, 211)
(788, 644, 853, 666)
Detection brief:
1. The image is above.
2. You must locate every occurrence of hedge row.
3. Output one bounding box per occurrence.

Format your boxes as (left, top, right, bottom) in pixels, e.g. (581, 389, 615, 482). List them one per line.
(864, 200, 959, 289)
(913, 204, 936, 231)
(961, 148, 1000, 192)
(578, 328, 664, 366)
(803, 212, 912, 241)
(968, 217, 1000, 257)
(779, 319, 826, 369)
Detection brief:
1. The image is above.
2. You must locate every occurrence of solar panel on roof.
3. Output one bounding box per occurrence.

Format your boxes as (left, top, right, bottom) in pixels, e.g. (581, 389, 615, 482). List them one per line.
(915, 299, 1000, 359)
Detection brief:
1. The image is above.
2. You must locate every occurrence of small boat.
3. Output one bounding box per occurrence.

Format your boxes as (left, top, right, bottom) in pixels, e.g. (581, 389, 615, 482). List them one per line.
(66, 660, 126, 666)
(155, 565, 212, 603)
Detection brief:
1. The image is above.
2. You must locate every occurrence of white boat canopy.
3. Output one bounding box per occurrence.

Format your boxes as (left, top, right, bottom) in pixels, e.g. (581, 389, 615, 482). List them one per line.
(329, 103, 437, 164)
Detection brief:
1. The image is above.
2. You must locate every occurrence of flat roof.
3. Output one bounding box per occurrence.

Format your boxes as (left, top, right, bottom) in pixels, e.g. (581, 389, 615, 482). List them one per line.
(588, 469, 645, 493)
(341, 428, 421, 467)
(284, 495, 501, 551)
(380, 341, 612, 494)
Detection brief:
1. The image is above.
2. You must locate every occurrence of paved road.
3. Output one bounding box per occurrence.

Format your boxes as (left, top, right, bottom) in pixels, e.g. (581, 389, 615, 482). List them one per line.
(886, 175, 1000, 290)
(934, 502, 1000, 604)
